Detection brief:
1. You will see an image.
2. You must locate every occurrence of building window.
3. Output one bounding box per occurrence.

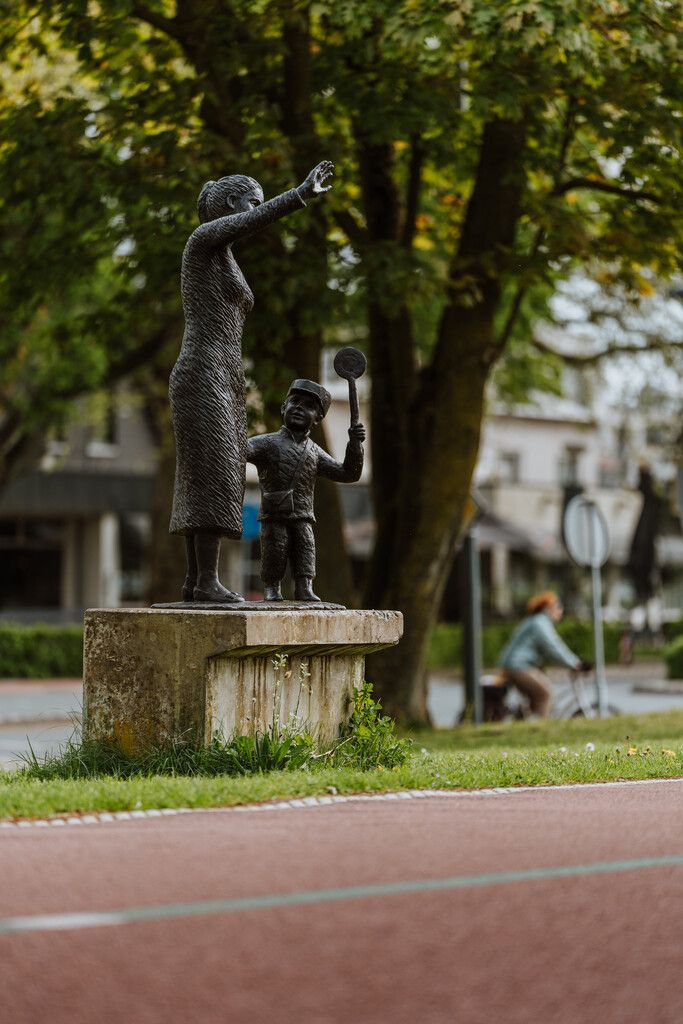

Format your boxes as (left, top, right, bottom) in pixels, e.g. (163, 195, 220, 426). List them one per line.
(599, 460, 623, 488)
(86, 394, 119, 458)
(646, 422, 668, 447)
(559, 446, 583, 486)
(498, 452, 520, 484)
(0, 518, 64, 609)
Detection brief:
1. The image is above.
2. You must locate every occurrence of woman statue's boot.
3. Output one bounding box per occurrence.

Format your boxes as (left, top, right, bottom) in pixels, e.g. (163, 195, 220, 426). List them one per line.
(193, 532, 244, 602)
(181, 536, 197, 601)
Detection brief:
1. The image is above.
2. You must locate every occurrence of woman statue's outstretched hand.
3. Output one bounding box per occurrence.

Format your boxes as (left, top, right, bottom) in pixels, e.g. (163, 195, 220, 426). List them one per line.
(298, 160, 334, 201)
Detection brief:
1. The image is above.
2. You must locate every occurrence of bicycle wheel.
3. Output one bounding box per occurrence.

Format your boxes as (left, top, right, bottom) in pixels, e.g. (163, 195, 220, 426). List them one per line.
(571, 703, 621, 718)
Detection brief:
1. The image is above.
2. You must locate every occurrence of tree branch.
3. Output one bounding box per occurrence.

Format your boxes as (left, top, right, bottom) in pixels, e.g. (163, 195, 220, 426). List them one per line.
(400, 135, 424, 249)
(129, 2, 180, 41)
(493, 98, 576, 353)
(332, 208, 368, 248)
(531, 336, 683, 365)
(494, 248, 542, 354)
(553, 176, 660, 204)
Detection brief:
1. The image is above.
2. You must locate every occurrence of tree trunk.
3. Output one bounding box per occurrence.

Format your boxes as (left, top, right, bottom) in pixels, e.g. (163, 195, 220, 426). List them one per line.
(146, 409, 182, 604)
(366, 354, 489, 719)
(362, 118, 528, 720)
(137, 365, 183, 604)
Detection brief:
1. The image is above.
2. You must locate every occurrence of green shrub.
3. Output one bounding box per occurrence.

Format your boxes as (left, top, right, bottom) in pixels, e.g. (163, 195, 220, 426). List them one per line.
(664, 636, 683, 680)
(663, 619, 683, 643)
(333, 682, 411, 770)
(556, 620, 622, 664)
(0, 624, 83, 678)
(426, 623, 462, 669)
(481, 623, 515, 667)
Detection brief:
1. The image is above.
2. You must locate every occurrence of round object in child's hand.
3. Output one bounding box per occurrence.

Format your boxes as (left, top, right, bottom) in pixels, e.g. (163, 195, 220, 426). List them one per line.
(334, 346, 367, 381)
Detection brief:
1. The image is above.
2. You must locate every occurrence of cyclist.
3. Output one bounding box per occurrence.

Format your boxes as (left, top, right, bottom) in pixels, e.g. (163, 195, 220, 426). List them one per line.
(497, 591, 592, 718)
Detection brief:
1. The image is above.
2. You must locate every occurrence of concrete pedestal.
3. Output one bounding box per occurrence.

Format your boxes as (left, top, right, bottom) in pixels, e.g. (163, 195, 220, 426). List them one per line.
(83, 607, 403, 755)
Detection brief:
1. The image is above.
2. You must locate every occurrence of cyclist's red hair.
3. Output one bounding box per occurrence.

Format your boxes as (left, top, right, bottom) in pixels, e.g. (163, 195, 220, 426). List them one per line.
(527, 591, 559, 615)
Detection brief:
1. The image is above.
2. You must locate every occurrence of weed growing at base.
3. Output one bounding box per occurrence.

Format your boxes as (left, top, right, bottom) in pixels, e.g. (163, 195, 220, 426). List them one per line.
(17, 681, 412, 782)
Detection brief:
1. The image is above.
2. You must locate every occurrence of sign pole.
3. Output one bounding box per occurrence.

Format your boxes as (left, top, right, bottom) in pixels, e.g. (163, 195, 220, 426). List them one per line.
(463, 526, 483, 725)
(564, 495, 611, 718)
(590, 563, 608, 717)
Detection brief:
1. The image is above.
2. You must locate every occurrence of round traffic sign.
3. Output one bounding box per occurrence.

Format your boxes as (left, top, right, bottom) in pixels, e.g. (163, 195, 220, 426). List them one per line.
(563, 496, 610, 568)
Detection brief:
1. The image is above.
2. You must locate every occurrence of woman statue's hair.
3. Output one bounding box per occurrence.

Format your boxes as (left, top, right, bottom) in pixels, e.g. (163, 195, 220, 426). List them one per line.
(197, 175, 262, 223)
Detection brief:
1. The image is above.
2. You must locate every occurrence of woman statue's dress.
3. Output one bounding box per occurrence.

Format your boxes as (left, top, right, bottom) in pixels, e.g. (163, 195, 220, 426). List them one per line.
(169, 188, 306, 538)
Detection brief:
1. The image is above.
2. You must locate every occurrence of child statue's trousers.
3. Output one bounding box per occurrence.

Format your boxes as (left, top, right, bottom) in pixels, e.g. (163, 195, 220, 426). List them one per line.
(260, 520, 316, 584)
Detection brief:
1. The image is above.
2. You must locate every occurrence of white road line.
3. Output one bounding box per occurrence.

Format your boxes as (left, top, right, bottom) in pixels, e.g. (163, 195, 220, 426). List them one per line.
(5, 855, 683, 935)
(1, 776, 682, 832)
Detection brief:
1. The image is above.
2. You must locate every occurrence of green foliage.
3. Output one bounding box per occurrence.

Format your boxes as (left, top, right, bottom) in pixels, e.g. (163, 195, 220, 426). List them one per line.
(663, 620, 683, 643)
(0, 624, 83, 678)
(427, 619, 624, 670)
(557, 620, 621, 665)
(18, 725, 317, 782)
(2, 0, 682, 457)
(664, 637, 683, 681)
(426, 623, 463, 670)
(426, 622, 515, 669)
(219, 729, 315, 776)
(333, 683, 412, 770)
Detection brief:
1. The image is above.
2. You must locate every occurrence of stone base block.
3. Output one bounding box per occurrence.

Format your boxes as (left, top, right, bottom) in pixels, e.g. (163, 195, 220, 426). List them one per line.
(83, 608, 403, 755)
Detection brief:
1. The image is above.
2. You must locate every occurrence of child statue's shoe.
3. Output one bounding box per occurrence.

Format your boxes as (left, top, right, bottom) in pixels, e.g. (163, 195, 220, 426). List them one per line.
(294, 577, 322, 602)
(263, 583, 284, 602)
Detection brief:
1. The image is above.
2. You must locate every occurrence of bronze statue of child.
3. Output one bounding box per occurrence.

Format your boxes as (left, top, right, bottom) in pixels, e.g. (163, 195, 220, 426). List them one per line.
(246, 380, 365, 601)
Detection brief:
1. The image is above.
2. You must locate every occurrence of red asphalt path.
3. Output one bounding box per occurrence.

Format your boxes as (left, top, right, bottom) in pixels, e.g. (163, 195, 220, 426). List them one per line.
(1, 781, 683, 1023)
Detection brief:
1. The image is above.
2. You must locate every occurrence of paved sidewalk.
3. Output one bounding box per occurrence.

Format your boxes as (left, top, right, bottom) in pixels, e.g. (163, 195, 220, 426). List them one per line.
(0, 681, 81, 770)
(0, 680, 81, 725)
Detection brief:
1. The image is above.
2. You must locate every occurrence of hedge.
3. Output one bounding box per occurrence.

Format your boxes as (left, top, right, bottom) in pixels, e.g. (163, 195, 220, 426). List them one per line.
(664, 637, 683, 680)
(663, 619, 683, 643)
(0, 616, 658, 678)
(0, 625, 83, 678)
(427, 619, 624, 670)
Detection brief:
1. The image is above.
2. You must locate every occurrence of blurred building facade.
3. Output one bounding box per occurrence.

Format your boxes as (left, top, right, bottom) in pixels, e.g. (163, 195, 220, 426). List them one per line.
(0, 369, 373, 622)
(471, 374, 682, 622)
(0, 395, 156, 622)
(0, 365, 680, 624)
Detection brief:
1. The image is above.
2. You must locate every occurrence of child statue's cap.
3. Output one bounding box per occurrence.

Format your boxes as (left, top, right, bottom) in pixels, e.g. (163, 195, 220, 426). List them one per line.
(287, 379, 332, 418)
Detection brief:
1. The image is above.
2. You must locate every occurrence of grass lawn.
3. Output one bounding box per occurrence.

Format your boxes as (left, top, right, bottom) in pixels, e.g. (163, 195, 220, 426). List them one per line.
(2, 709, 683, 821)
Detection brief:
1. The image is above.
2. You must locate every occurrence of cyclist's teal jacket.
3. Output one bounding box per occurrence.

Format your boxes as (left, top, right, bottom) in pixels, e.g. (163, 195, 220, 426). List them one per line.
(499, 612, 581, 671)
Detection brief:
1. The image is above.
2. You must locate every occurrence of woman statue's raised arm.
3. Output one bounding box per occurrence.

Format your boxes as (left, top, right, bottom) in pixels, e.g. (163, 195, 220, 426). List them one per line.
(193, 161, 334, 249)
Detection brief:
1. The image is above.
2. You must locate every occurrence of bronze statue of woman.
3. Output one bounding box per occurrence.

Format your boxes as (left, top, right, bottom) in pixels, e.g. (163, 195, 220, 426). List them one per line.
(169, 160, 334, 601)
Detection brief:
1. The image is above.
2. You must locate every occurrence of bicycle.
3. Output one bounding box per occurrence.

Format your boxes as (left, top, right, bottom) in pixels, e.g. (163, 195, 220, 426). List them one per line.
(480, 668, 621, 722)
